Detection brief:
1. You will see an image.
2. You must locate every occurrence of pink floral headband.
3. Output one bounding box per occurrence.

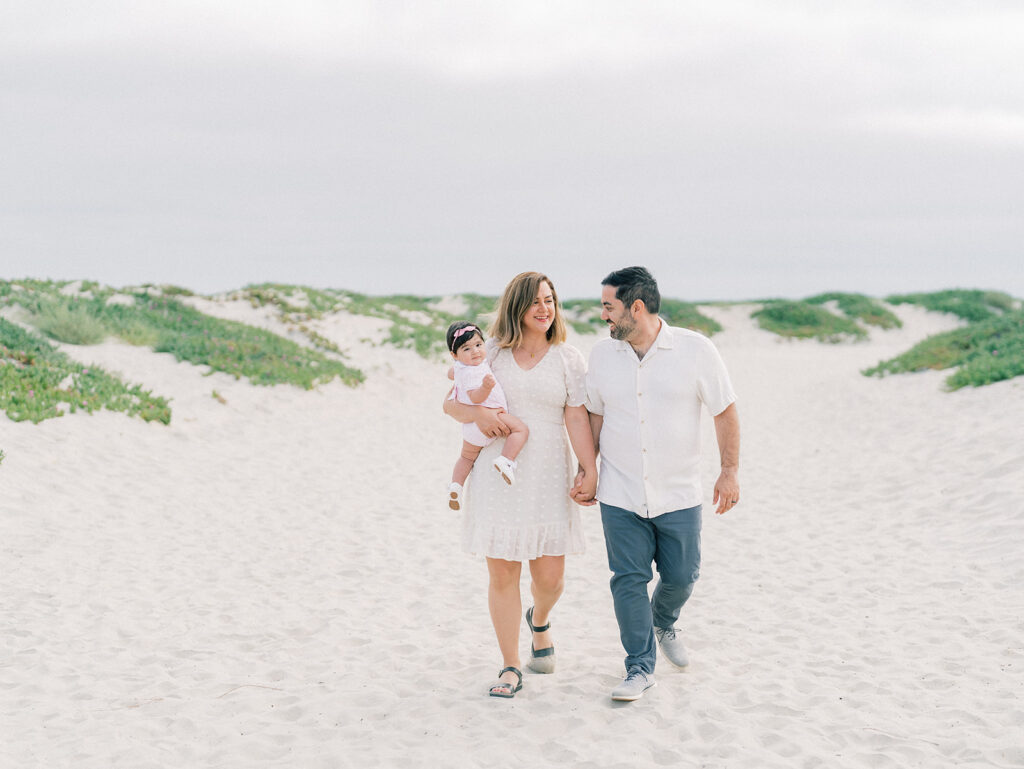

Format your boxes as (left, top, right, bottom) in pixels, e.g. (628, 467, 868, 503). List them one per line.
(453, 325, 479, 340)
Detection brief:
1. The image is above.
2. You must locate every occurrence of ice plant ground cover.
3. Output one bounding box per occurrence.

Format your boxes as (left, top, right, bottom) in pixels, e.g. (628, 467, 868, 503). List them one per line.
(865, 309, 1024, 390)
(1, 280, 1022, 432)
(0, 316, 170, 424)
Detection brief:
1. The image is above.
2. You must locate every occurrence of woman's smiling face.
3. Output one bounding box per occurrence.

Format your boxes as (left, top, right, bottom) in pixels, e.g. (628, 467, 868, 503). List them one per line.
(521, 281, 555, 336)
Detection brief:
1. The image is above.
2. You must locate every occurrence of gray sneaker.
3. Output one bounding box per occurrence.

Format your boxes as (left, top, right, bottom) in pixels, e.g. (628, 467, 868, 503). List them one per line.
(655, 627, 689, 668)
(610, 669, 656, 701)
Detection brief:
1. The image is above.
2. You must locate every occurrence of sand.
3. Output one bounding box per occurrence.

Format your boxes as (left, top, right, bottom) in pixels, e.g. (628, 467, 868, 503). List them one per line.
(2, 300, 1022, 768)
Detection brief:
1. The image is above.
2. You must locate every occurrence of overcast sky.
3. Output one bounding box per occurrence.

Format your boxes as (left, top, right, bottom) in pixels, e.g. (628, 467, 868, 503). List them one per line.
(2, 1, 1022, 301)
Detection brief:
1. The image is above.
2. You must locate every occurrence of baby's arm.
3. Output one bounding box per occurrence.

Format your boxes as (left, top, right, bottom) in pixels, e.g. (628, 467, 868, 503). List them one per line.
(467, 374, 497, 404)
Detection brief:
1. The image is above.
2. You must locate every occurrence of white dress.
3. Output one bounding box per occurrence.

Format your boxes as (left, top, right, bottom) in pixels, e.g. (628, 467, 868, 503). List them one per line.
(462, 339, 588, 561)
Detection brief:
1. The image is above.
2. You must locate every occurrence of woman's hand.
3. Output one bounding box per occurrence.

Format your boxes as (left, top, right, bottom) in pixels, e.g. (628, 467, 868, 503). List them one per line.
(570, 465, 598, 506)
(475, 408, 511, 439)
(564, 405, 598, 505)
(443, 389, 509, 438)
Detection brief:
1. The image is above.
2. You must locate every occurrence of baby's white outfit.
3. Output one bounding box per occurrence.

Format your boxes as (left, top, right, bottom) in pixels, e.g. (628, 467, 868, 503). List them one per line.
(453, 360, 508, 447)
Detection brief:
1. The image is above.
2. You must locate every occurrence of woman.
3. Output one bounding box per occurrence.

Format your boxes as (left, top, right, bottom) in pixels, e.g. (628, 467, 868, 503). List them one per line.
(443, 271, 597, 698)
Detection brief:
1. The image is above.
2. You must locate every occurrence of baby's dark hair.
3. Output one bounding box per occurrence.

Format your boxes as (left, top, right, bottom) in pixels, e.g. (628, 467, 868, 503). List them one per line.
(446, 320, 484, 354)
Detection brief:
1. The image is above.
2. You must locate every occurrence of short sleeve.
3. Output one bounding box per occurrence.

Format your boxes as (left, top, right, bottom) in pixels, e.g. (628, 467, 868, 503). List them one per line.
(583, 344, 605, 415)
(559, 344, 588, 408)
(696, 338, 737, 416)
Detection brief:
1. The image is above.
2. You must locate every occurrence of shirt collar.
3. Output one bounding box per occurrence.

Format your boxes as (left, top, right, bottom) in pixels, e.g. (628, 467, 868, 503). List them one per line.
(614, 317, 672, 352)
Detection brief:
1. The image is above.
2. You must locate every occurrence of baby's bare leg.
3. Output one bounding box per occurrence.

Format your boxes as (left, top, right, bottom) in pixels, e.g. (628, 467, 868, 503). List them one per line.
(496, 413, 529, 461)
(453, 441, 483, 485)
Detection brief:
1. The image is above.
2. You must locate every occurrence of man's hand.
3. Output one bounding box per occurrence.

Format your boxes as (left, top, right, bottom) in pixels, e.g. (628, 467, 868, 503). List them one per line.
(712, 467, 740, 515)
(570, 466, 598, 506)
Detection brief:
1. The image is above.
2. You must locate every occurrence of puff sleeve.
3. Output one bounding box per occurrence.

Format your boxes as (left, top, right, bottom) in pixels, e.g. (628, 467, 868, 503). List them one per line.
(559, 344, 588, 407)
(485, 336, 501, 365)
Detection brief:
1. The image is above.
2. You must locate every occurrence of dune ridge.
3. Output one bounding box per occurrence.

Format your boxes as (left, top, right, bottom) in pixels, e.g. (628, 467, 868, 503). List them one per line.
(1, 297, 1022, 768)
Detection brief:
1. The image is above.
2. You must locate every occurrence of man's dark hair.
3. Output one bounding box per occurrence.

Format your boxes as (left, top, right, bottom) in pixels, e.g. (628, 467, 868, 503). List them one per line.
(602, 266, 661, 314)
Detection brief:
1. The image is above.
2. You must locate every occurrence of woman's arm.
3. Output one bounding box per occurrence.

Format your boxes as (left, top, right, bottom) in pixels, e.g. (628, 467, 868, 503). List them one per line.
(442, 392, 511, 438)
(564, 405, 597, 470)
(588, 412, 603, 455)
(565, 404, 598, 503)
(572, 411, 602, 504)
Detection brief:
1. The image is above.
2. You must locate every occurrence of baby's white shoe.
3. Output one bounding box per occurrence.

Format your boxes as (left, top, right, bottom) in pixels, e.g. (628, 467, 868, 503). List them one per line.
(493, 456, 517, 486)
(448, 482, 463, 511)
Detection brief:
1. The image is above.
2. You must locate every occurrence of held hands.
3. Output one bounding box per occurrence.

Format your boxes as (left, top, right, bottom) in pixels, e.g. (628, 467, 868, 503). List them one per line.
(712, 467, 740, 515)
(570, 465, 598, 506)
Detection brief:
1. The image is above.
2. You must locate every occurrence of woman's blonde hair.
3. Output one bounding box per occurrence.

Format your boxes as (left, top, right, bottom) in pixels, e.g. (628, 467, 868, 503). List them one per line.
(490, 271, 568, 349)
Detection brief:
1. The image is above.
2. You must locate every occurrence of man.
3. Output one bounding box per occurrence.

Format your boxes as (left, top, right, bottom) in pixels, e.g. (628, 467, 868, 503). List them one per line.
(575, 266, 740, 702)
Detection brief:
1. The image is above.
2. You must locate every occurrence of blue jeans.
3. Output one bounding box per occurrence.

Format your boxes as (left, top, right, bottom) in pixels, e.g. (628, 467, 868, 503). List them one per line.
(600, 503, 702, 674)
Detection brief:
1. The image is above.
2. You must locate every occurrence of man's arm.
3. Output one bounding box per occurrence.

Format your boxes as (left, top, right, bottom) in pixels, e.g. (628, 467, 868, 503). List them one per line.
(712, 402, 740, 515)
(565, 405, 597, 502)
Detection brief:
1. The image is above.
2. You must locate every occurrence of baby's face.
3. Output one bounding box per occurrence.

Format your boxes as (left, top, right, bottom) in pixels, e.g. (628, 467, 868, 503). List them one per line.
(453, 334, 486, 366)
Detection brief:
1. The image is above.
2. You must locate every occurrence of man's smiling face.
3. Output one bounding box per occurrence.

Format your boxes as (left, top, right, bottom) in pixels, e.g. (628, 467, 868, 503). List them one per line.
(601, 285, 637, 341)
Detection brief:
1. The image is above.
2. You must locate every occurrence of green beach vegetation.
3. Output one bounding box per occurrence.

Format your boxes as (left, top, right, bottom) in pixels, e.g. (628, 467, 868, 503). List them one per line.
(0, 316, 170, 424)
(235, 283, 501, 359)
(31, 299, 111, 345)
(6, 280, 1019, 413)
(235, 284, 726, 357)
(885, 289, 1017, 323)
(560, 299, 605, 335)
(753, 292, 904, 341)
(659, 299, 722, 336)
(1, 280, 363, 390)
(561, 298, 721, 337)
(752, 300, 868, 342)
(864, 290, 1024, 389)
(105, 296, 364, 388)
(805, 292, 902, 330)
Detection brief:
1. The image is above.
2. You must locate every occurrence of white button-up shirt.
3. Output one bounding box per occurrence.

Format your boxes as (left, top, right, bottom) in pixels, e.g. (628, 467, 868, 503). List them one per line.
(585, 320, 736, 518)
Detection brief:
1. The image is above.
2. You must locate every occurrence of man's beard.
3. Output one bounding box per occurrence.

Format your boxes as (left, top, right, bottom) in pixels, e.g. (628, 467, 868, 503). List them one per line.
(608, 311, 636, 341)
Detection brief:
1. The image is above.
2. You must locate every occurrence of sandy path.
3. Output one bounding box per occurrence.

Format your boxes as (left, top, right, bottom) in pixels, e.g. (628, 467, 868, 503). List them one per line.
(1, 302, 1021, 768)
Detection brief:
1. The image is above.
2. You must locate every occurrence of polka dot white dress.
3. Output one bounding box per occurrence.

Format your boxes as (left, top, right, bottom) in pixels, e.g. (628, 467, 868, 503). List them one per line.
(462, 339, 588, 561)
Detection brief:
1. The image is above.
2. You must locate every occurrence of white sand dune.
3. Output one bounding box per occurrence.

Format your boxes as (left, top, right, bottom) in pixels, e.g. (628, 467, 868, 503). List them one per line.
(2, 301, 1022, 768)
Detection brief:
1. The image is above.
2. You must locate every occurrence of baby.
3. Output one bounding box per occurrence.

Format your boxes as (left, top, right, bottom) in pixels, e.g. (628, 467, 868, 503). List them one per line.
(446, 321, 529, 511)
